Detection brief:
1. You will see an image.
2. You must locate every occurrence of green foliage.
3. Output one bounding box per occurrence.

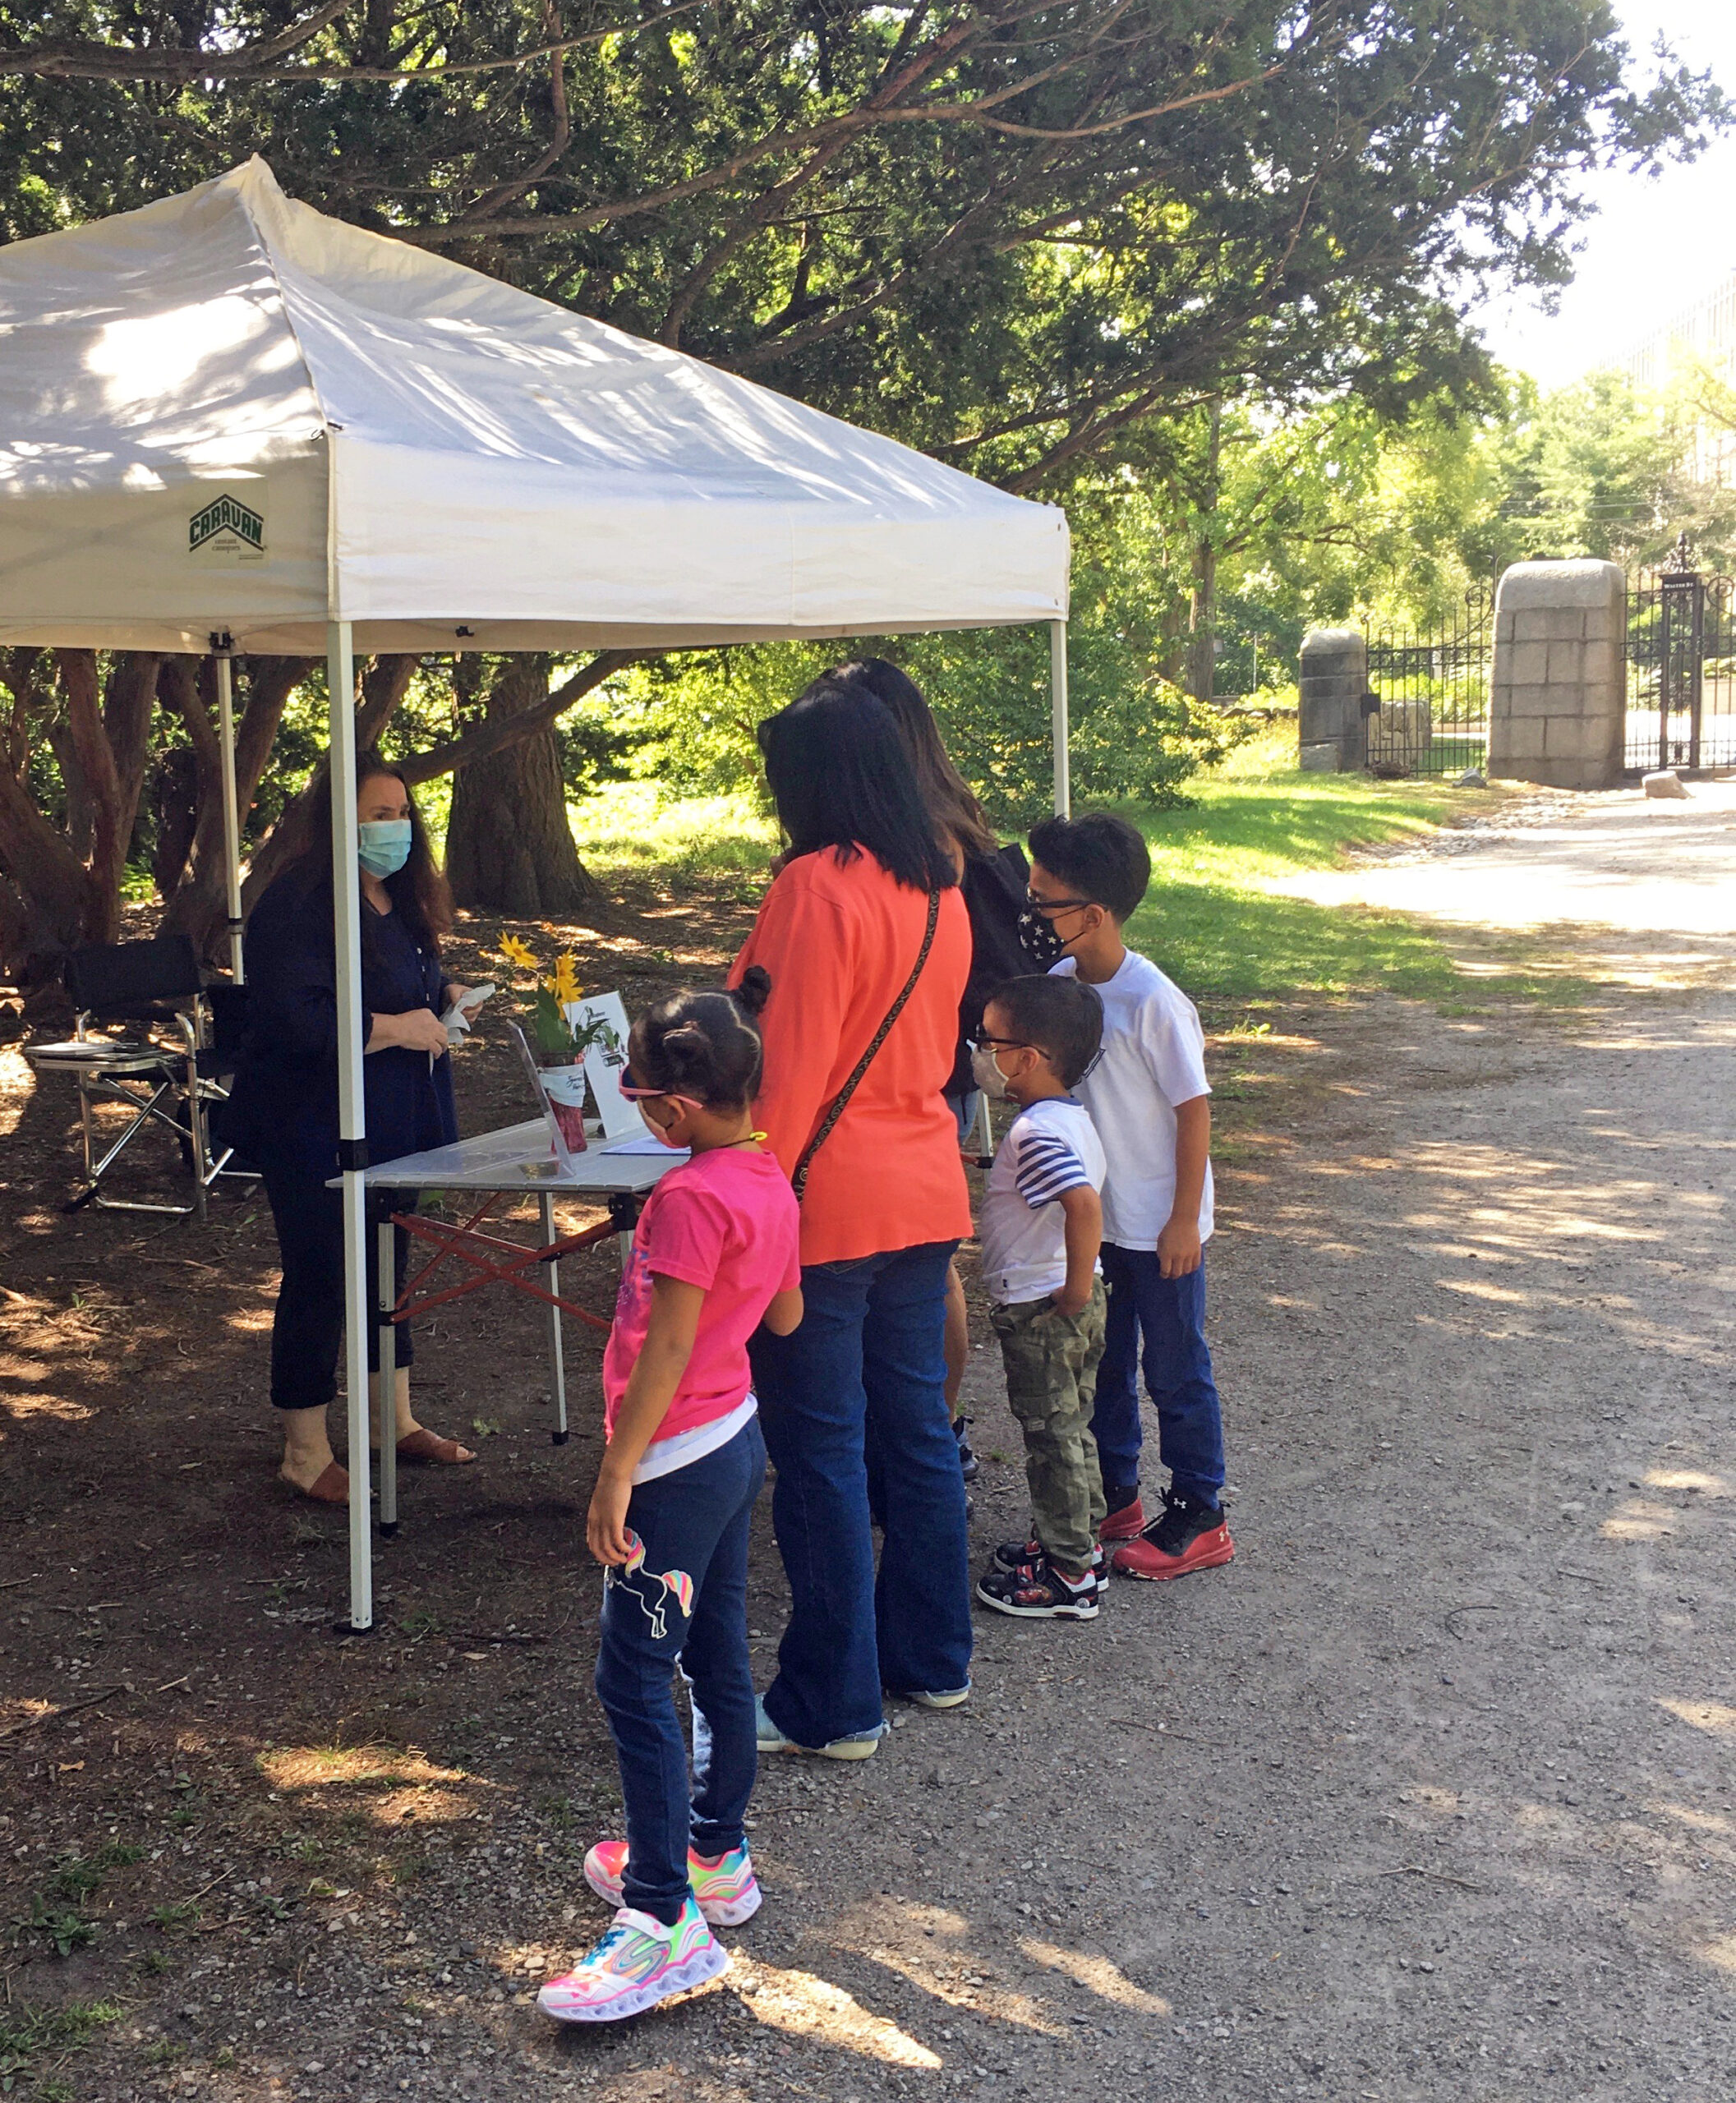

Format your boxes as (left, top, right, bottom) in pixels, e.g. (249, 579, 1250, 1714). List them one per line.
(584, 481, 1252, 825)
(0, 3, 1719, 487)
(11, 1843, 144, 1958)
(16, 1896, 95, 1958)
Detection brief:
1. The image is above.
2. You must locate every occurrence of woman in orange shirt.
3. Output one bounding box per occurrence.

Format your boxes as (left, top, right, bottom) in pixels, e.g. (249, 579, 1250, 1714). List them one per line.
(732, 675, 974, 1756)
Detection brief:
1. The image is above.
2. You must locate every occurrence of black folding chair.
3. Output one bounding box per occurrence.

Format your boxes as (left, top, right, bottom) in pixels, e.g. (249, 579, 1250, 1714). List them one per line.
(23, 934, 239, 1218)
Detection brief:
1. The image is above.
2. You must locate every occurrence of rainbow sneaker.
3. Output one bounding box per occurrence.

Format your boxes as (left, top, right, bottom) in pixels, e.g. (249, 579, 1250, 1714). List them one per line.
(583, 1840, 762, 1926)
(536, 1898, 727, 2023)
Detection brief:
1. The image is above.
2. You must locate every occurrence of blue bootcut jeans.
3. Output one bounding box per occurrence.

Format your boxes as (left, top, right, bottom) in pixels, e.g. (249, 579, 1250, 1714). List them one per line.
(748, 1238, 969, 1749)
(1093, 1244, 1226, 1509)
(593, 1417, 766, 1926)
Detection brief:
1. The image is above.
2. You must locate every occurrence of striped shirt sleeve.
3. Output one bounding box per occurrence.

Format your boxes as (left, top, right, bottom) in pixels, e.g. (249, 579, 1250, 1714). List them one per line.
(1012, 1125, 1092, 1209)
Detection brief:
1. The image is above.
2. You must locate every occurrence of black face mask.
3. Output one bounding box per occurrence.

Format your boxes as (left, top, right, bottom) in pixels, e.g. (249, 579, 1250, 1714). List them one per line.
(1017, 905, 1071, 969)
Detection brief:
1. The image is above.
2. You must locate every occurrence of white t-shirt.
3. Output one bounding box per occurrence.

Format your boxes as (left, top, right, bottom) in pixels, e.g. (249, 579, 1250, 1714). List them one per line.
(978, 1097, 1107, 1305)
(1051, 950, 1213, 1250)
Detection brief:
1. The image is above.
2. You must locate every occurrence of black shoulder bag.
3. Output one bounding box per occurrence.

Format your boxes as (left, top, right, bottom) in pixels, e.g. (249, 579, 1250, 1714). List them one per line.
(790, 888, 942, 1204)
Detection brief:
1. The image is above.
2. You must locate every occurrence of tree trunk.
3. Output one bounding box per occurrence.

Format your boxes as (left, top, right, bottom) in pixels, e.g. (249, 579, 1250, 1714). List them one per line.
(151, 747, 200, 899)
(237, 651, 391, 917)
(104, 651, 162, 858)
(1185, 398, 1223, 706)
(160, 655, 314, 959)
(0, 757, 102, 995)
(445, 657, 599, 915)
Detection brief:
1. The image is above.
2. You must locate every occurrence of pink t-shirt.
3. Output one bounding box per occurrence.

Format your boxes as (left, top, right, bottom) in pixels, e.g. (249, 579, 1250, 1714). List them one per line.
(602, 1147, 801, 1447)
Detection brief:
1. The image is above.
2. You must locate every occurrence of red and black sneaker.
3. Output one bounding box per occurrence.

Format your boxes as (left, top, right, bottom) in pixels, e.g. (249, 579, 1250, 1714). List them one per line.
(976, 1553, 1100, 1621)
(1112, 1486, 1234, 1582)
(991, 1535, 1105, 1582)
(1098, 1486, 1146, 1544)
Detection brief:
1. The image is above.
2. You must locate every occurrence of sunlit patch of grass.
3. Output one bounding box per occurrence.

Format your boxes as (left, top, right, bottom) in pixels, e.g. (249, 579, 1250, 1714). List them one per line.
(1109, 765, 1587, 1006)
(568, 783, 776, 886)
(566, 758, 1590, 1009)
(256, 1744, 468, 1790)
(256, 1742, 486, 1831)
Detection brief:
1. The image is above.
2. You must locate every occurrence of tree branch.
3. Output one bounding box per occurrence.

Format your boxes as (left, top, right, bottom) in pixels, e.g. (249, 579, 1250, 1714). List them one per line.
(396, 651, 637, 784)
(0, 1, 708, 83)
(449, 0, 574, 226)
(57, 649, 126, 942)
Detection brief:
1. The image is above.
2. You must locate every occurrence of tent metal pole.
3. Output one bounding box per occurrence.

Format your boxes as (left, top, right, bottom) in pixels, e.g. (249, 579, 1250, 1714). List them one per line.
(211, 636, 245, 984)
(1049, 619, 1071, 818)
(328, 619, 373, 1633)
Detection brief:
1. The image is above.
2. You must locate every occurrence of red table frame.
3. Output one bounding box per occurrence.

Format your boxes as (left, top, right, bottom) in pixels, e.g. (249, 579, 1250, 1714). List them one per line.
(389, 1192, 616, 1334)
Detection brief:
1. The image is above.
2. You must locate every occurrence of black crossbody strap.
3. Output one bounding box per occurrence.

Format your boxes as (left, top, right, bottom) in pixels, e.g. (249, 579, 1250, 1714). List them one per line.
(792, 888, 942, 1204)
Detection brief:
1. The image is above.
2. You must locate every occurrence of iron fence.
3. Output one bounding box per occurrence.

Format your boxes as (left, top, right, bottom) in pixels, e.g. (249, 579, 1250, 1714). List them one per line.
(1625, 546, 1736, 772)
(1363, 585, 1494, 777)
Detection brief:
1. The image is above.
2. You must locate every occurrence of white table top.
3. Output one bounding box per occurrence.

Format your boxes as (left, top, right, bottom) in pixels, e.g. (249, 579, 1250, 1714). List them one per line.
(329, 1120, 685, 1195)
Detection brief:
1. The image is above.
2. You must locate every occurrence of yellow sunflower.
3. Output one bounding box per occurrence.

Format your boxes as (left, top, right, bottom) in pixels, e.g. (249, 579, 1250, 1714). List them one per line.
(549, 952, 583, 1005)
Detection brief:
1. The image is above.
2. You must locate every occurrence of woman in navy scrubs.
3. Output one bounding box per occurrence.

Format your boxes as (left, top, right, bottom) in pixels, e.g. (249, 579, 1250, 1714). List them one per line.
(227, 755, 480, 1503)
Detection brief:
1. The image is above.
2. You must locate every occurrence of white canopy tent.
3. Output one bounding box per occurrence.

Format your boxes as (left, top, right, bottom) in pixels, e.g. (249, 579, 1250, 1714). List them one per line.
(0, 159, 1071, 1627)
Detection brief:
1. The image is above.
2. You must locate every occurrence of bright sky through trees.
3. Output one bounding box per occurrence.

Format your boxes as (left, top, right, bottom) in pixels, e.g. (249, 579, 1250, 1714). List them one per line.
(1476, 1, 1736, 384)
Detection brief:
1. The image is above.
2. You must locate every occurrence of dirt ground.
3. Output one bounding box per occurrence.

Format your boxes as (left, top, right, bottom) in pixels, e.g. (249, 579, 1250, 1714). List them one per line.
(2, 808, 1734, 2101)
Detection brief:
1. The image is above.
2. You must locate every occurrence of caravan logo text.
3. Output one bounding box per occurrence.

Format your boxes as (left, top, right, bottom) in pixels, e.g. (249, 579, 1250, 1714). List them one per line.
(189, 495, 265, 555)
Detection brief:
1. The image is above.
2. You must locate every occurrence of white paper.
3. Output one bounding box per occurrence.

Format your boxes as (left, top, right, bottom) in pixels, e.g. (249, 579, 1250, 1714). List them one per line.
(600, 1134, 690, 1158)
(441, 981, 495, 1044)
(505, 1019, 577, 1173)
(560, 990, 638, 1139)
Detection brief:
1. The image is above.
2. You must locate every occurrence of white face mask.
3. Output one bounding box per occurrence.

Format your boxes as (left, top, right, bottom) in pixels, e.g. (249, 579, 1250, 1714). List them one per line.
(970, 1042, 1014, 1100)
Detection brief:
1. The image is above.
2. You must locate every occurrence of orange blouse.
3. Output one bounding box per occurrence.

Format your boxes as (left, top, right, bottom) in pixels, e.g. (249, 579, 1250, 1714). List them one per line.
(730, 847, 973, 1266)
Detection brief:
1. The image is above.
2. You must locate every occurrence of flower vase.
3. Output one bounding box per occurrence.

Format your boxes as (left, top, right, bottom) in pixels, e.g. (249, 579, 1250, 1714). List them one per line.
(536, 1060, 590, 1154)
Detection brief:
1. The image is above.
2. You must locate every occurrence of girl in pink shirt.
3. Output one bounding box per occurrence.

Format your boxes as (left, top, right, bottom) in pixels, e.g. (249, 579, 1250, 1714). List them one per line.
(537, 971, 801, 2027)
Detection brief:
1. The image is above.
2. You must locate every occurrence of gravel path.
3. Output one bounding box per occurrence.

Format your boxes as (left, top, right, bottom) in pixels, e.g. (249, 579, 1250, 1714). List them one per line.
(1274, 778, 1736, 965)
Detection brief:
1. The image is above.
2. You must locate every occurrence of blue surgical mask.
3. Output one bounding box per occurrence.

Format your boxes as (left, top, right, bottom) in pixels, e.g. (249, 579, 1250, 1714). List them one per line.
(358, 819, 412, 877)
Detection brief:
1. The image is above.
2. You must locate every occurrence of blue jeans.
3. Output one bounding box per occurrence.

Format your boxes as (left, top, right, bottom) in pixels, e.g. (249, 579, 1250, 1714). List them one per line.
(1094, 1245, 1225, 1507)
(748, 1240, 969, 1746)
(945, 1088, 981, 1148)
(593, 1418, 766, 1926)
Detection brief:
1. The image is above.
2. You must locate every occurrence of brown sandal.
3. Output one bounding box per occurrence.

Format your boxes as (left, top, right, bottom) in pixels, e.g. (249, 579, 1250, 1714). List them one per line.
(395, 1428, 477, 1466)
(280, 1460, 349, 1506)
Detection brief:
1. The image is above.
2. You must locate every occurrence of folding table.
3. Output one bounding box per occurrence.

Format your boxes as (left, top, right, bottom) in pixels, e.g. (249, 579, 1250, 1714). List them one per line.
(335, 1121, 682, 1588)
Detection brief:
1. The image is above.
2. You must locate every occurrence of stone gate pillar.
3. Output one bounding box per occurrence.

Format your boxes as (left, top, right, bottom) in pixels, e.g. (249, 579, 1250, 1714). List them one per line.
(1298, 628, 1368, 772)
(1488, 560, 1626, 789)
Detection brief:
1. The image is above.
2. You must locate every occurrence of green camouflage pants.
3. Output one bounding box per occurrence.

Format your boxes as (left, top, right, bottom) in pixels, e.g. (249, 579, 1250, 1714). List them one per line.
(991, 1277, 1107, 1571)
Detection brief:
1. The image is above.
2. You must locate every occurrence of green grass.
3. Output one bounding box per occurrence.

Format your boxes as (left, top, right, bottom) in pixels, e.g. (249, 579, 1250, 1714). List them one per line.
(564, 746, 1583, 1010)
(0, 1999, 122, 2091)
(1118, 763, 1498, 1003)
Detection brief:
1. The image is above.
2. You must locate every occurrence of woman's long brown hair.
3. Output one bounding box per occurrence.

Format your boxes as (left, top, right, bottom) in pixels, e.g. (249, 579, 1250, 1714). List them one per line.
(281, 752, 453, 952)
(836, 658, 998, 862)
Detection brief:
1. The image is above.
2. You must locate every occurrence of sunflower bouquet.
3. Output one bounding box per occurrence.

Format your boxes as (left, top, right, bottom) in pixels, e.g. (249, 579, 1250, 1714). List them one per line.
(497, 936, 622, 1064)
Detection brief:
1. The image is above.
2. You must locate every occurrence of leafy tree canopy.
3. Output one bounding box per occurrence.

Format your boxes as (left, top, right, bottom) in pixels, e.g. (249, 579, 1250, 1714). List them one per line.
(1, 2, 1724, 491)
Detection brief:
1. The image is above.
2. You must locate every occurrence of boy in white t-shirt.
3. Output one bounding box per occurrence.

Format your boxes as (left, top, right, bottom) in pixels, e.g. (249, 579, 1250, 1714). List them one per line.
(969, 973, 1110, 1621)
(1020, 812, 1235, 1583)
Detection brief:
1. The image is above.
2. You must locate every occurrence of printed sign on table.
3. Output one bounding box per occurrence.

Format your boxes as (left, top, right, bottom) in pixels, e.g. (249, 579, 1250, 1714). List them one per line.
(562, 991, 638, 1139)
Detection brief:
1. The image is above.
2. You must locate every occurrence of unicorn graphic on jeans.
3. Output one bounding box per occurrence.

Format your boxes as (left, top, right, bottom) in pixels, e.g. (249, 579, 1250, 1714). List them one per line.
(607, 1530, 694, 1641)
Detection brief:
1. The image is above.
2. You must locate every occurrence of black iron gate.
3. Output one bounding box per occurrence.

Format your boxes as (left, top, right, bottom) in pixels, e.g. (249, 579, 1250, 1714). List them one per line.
(1364, 584, 1494, 778)
(1626, 538, 1736, 772)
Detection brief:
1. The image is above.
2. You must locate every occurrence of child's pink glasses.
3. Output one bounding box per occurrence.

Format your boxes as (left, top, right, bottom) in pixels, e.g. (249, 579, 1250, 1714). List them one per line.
(618, 1079, 703, 1114)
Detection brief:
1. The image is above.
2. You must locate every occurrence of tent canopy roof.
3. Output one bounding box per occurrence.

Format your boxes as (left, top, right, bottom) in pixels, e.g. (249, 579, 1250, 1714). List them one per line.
(0, 159, 1068, 655)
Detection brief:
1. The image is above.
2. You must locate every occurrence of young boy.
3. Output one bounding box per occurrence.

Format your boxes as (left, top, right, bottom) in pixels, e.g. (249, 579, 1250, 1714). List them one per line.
(971, 973, 1110, 1620)
(1020, 812, 1235, 1581)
